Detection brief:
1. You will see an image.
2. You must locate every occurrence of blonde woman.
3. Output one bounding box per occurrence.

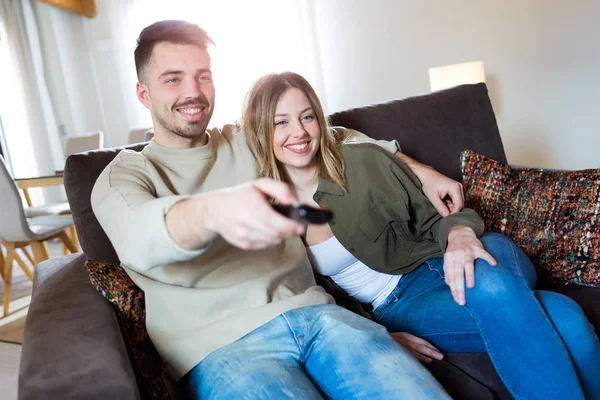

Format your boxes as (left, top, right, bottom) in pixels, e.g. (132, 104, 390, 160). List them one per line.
(243, 72, 600, 400)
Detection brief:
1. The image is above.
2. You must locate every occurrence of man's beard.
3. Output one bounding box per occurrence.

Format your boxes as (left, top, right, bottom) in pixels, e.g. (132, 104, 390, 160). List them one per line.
(155, 105, 213, 139)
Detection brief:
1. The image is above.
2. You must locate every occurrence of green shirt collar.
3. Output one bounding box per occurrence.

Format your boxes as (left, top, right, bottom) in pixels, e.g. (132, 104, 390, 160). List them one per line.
(317, 177, 345, 196)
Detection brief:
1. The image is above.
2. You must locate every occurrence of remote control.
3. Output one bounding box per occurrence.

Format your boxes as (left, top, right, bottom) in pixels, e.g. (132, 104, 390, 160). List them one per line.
(272, 203, 333, 225)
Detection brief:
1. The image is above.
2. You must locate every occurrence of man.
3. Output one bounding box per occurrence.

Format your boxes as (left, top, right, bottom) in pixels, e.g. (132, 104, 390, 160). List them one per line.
(92, 20, 458, 399)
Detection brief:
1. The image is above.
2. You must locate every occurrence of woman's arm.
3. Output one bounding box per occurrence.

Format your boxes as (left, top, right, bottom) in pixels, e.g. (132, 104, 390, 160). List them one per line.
(444, 226, 497, 306)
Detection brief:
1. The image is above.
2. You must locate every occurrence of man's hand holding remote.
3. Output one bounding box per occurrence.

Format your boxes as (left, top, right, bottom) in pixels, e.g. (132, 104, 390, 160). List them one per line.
(167, 178, 306, 251)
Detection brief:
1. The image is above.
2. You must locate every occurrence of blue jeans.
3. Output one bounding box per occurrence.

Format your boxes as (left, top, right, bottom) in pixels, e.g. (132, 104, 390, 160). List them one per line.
(373, 232, 600, 400)
(178, 304, 450, 400)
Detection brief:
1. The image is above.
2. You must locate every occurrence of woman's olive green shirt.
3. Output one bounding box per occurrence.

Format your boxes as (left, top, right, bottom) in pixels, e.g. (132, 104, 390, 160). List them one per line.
(313, 143, 484, 315)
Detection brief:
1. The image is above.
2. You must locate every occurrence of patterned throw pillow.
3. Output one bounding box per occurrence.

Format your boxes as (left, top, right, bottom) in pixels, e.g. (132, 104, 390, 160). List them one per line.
(86, 260, 170, 399)
(460, 150, 600, 287)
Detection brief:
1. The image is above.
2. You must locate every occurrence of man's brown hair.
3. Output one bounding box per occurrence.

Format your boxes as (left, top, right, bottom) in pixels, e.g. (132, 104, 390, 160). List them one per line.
(134, 20, 214, 81)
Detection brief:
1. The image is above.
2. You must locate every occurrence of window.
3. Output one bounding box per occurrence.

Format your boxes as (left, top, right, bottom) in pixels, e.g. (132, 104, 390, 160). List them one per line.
(109, 0, 322, 129)
(0, 23, 40, 179)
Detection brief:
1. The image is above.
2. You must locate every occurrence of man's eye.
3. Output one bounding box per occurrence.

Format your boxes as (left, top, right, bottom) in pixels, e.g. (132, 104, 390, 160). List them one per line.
(275, 120, 287, 127)
(166, 78, 179, 83)
(200, 75, 213, 82)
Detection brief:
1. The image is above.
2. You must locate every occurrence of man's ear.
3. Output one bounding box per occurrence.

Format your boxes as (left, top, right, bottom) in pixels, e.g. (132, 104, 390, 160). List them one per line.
(136, 81, 151, 109)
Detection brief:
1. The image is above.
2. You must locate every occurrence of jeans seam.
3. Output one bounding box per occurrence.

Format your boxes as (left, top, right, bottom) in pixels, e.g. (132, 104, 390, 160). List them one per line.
(508, 239, 526, 281)
(373, 291, 399, 321)
(461, 306, 524, 400)
(281, 313, 303, 354)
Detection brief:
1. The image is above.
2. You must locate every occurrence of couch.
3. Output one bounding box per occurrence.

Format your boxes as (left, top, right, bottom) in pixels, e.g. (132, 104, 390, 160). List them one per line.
(19, 83, 600, 399)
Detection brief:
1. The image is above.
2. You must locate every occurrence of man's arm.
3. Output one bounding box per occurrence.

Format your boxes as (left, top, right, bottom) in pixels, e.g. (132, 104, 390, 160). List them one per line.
(166, 179, 305, 251)
(395, 152, 464, 216)
(336, 127, 465, 216)
(92, 154, 304, 272)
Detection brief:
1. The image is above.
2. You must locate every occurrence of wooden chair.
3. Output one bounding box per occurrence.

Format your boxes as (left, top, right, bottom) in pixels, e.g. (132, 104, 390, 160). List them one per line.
(64, 131, 104, 157)
(1, 156, 77, 317)
(15, 132, 103, 255)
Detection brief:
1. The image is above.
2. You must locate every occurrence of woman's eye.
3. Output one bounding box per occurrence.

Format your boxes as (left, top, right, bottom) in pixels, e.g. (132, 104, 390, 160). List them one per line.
(303, 115, 314, 122)
(275, 120, 287, 127)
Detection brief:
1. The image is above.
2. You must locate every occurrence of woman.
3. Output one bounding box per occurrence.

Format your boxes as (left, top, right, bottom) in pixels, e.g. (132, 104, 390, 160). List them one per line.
(242, 72, 600, 400)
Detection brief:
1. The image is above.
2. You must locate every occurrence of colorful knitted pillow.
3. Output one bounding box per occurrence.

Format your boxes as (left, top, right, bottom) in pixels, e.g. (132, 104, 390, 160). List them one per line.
(86, 260, 170, 399)
(460, 150, 600, 287)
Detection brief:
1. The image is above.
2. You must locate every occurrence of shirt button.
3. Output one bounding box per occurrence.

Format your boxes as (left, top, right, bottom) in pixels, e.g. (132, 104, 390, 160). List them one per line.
(314, 193, 323, 201)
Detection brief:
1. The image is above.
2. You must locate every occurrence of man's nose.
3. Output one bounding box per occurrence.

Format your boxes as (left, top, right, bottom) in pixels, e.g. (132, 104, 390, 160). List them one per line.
(182, 77, 202, 99)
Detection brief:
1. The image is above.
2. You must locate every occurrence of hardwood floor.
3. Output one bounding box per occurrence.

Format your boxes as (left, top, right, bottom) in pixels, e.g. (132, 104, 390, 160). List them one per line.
(0, 341, 20, 400)
(0, 239, 64, 343)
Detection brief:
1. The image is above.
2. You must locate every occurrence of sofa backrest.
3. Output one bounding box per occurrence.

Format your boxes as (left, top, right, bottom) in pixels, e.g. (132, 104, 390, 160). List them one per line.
(65, 83, 507, 264)
(329, 83, 506, 182)
(65, 143, 147, 264)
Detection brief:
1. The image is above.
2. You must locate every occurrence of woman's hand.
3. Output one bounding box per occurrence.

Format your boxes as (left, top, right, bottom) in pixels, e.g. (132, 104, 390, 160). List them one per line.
(444, 226, 497, 305)
(390, 332, 444, 364)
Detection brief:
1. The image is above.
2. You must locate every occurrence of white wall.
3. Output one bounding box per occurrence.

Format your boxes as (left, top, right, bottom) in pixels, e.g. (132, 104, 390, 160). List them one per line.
(312, 0, 600, 169)
(35, 0, 599, 169)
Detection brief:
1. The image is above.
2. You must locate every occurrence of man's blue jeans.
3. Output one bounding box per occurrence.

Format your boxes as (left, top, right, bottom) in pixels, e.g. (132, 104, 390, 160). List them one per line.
(373, 232, 600, 400)
(178, 304, 450, 399)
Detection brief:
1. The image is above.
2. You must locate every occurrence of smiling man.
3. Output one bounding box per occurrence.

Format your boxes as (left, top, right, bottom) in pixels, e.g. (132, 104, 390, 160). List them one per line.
(92, 20, 452, 399)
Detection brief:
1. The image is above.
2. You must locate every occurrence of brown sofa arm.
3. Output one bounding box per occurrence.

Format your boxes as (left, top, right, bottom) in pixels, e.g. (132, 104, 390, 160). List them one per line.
(19, 253, 140, 399)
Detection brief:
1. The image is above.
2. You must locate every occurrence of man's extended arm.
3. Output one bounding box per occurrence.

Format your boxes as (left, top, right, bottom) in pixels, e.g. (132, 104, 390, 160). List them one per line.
(166, 179, 304, 251)
(92, 154, 303, 272)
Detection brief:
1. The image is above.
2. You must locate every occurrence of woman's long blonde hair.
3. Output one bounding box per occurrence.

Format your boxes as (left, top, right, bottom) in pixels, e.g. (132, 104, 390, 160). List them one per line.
(242, 72, 346, 192)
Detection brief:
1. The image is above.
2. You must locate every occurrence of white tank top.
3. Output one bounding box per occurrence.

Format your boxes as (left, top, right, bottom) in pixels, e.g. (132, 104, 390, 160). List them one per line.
(307, 236, 402, 309)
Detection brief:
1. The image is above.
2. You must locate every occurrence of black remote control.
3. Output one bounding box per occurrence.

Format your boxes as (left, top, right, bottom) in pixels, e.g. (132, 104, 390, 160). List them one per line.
(272, 203, 333, 225)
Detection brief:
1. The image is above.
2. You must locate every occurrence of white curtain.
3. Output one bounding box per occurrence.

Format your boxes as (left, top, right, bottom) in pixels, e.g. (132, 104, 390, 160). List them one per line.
(0, 0, 64, 184)
(82, 0, 325, 145)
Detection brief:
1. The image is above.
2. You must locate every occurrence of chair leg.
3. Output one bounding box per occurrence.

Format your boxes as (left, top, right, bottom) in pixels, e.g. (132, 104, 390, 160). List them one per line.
(0, 244, 5, 280)
(42, 242, 51, 259)
(21, 246, 35, 266)
(70, 225, 80, 252)
(58, 230, 78, 254)
(14, 252, 33, 281)
(22, 188, 33, 207)
(2, 243, 15, 317)
(30, 241, 48, 265)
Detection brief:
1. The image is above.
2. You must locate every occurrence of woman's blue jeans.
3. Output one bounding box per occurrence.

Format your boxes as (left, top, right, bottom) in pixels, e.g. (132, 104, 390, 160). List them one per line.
(177, 304, 450, 399)
(373, 232, 600, 400)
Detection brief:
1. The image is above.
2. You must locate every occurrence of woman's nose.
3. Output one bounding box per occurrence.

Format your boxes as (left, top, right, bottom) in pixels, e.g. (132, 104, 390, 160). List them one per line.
(290, 120, 307, 137)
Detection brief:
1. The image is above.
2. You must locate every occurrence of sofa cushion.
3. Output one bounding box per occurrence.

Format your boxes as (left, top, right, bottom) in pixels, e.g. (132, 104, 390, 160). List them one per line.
(329, 83, 506, 182)
(64, 143, 147, 264)
(19, 254, 140, 399)
(461, 150, 600, 287)
(86, 259, 169, 399)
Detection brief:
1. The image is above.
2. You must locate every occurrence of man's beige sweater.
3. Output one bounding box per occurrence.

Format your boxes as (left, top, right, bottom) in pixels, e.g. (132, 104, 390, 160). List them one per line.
(91, 125, 398, 380)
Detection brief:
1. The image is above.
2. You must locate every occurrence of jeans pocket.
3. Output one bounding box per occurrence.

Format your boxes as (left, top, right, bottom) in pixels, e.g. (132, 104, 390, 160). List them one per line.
(424, 257, 445, 279)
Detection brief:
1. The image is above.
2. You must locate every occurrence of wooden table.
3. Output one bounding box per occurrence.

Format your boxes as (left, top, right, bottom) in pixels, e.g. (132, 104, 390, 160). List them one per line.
(14, 174, 64, 207)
